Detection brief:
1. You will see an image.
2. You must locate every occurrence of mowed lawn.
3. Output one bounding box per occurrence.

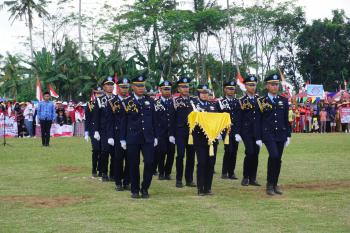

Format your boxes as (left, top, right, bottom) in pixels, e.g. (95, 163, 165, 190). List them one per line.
(0, 134, 349, 233)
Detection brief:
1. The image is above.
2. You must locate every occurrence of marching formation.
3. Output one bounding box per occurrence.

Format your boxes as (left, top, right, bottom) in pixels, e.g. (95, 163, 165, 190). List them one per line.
(85, 73, 291, 198)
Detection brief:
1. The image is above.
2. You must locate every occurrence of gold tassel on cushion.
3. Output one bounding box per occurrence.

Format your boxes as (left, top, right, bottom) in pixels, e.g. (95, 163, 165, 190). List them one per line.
(209, 143, 214, 156)
(224, 134, 229, 145)
(188, 133, 193, 145)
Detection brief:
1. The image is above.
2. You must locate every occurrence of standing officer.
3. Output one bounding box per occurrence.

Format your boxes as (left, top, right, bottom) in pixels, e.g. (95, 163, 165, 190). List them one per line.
(84, 86, 103, 177)
(236, 75, 262, 187)
(257, 73, 291, 195)
(107, 77, 131, 191)
(93, 76, 116, 182)
(174, 77, 197, 188)
(218, 80, 241, 180)
(154, 80, 176, 180)
(192, 84, 219, 195)
(120, 75, 158, 199)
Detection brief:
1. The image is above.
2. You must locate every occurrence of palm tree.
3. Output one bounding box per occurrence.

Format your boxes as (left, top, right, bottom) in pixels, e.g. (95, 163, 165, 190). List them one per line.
(0, 53, 27, 98)
(0, 0, 49, 60)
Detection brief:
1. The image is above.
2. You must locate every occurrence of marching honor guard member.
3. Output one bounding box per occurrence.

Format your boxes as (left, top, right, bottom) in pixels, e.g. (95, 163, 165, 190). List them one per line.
(192, 84, 219, 195)
(84, 86, 103, 177)
(120, 75, 158, 199)
(154, 80, 176, 180)
(217, 80, 241, 180)
(107, 77, 131, 191)
(237, 75, 262, 187)
(257, 73, 291, 195)
(93, 76, 116, 182)
(174, 77, 197, 188)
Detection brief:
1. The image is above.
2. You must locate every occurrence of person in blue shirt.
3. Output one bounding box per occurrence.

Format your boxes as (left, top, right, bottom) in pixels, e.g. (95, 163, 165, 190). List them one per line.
(37, 91, 56, 146)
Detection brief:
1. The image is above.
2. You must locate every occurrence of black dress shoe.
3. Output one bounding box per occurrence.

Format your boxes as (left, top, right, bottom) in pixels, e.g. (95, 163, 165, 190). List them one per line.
(115, 185, 123, 191)
(198, 190, 205, 196)
(97, 173, 102, 177)
(266, 184, 275, 196)
(153, 171, 158, 176)
(249, 180, 261, 186)
(228, 174, 238, 180)
(131, 193, 140, 199)
(205, 190, 213, 195)
(91, 172, 97, 178)
(221, 174, 228, 179)
(274, 185, 283, 195)
(186, 182, 197, 187)
(141, 190, 149, 199)
(241, 178, 249, 186)
(123, 184, 130, 190)
(176, 181, 184, 188)
(164, 175, 171, 180)
(158, 175, 165, 180)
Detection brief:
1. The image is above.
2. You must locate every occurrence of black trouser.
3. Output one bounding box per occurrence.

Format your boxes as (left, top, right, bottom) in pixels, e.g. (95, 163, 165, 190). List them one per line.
(195, 144, 217, 193)
(175, 136, 195, 183)
(92, 150, 100, 174)
(114, 140, 129, 186)
(264, 140, 285, 186)
(155, 137, 175, 177)
(40, 120, 52, 146)
(127, 143, 154, 194)
(242, 135, 260, 181)
(222, 139, 239, 176)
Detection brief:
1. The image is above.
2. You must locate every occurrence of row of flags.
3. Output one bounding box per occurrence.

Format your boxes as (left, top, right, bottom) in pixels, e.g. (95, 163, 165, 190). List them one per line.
(36, 79, 59, 101)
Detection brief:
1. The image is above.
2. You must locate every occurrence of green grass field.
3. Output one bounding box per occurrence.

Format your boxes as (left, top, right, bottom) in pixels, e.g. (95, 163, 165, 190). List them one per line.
(0, 134, 350, 233)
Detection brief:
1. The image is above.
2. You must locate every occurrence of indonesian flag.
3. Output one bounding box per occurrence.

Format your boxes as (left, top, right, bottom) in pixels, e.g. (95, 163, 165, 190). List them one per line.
(90, 90, 95, 102)
(236, 70, 246, 92)
(36, 78, 43, 101)
(277, 66, 292, 98)
(48, 84, 59, 98)
(113, 73, 118, 95)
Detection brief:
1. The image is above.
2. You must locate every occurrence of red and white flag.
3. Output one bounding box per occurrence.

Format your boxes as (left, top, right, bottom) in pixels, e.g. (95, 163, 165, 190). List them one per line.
(36, 78, 43, 101)
(113, 73, 118, 95)
(48, 84, 59, 98)
(236, 70, 246, 92)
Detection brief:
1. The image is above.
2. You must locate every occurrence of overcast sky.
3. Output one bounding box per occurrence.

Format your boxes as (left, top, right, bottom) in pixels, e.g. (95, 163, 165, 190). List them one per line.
(0, 0, 349, 56)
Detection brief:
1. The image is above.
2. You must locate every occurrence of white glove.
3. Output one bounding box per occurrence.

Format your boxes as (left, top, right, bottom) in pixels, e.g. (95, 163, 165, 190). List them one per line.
(108, 138, 114, 146)
(235, 134, 242, 142)
(94, 131, 100, 141)
(256, 140, 262, 148)
(120, 140, 127, 150)
(84, 131, 89, 142)
(169, 136, 176, 144)
(217, 134, 222, 140)
(154, 138, 158, 147)
(285, 137, 291, 147)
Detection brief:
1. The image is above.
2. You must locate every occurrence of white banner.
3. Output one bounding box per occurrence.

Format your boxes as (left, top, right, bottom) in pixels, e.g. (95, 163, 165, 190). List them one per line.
(0, 115, 18, 138)
(36, 123, 74, 137)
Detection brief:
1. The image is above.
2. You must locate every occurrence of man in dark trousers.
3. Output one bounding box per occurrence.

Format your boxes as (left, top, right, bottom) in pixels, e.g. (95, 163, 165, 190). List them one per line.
(107, 77, 130, 191)
(237, 75, 262, 187)
(192, 84, 219, 196)
(84, 86, 103, 177)
(218, 80, 241, 180)
(257, 73, 291, 195)
(120, 75, 157, 199)
(154, 80, 176, 180)
(37, 92, 56, 147)
(93, 77, 116, 182)
(174, 77, 197, 188)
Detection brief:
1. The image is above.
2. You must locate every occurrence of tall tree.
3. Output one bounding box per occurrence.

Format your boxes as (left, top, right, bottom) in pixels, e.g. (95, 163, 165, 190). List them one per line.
(297, 10, 350, 91)
(1, 0, 50, 60)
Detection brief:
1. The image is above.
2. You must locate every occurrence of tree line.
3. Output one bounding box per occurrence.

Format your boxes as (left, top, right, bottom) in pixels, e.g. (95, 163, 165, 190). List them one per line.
(0, 0, 349, 101)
